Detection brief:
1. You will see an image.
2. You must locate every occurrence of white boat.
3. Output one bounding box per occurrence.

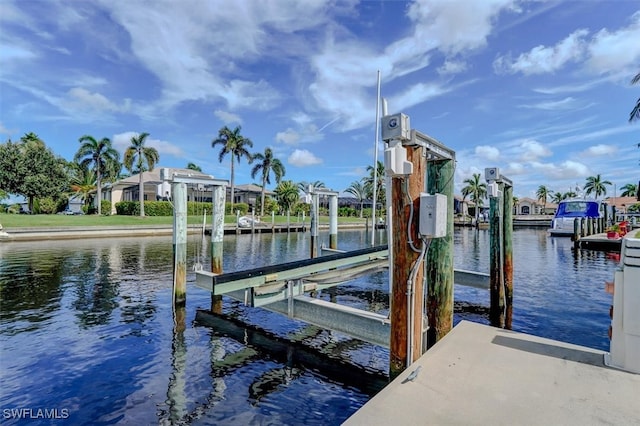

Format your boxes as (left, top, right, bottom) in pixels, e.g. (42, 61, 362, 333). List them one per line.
(238, 216, 260, 228)
(549, 199, 602, 236)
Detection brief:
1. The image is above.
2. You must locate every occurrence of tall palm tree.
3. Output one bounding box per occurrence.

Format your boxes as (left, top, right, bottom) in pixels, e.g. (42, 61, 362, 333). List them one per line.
(123, 132, 159, 217)
(461, 173, 487, 226)
(513, 196, 520, 215)
(363, 160, 385, 206)
(274, 180, 299, 214)
(74, 135, 120, 215)
(345, 181, 367, 218)
(536, 185, 550, 215)
(211, 126, 253, 205)
(186, 162, 202, 172)
(583, 174, 611, 199)
(630, 71, 640, 123)
(250, 147, 286, 216)
(620, 183, 638, 197)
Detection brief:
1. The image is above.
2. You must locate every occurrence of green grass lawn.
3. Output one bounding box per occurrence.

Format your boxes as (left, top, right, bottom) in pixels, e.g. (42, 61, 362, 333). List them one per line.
(0, 212, 369, 228)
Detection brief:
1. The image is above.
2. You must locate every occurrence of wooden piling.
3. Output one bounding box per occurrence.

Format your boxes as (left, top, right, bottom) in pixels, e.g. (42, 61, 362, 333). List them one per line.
(425, 158, 455, 348)
(502, 184, 513, 329)
(310, 194, 318, 258)
(488, 184, 504, 328)
(211, 185, 225, 313)
(329, 195, 338, 250)
(389, 145, 426, 379)
(172, 182, 187, 307)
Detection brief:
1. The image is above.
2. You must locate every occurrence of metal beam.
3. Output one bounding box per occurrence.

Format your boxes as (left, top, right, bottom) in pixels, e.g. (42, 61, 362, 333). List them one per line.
(195, 249, 490, 293)
(195, 246, 389, 294)
(409, 130, 455, 161)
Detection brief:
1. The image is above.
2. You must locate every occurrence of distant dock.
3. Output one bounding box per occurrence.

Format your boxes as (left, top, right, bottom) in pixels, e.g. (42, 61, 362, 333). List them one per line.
(345, 320, 640, 425)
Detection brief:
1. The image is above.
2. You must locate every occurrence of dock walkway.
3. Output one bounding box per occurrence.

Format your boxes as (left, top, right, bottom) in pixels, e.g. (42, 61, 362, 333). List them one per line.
(345, 320, 640, 425)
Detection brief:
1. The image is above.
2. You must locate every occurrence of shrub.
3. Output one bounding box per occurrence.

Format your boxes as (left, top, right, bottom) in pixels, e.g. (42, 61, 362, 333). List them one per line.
(225, 203, 248, 215)
(38, 198, 57, 214)
(100, 200, 112, 215)
(115, 201, 139, 216)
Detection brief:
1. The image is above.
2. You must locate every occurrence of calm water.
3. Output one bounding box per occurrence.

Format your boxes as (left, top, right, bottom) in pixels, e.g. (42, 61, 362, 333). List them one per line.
(0, 227, 619, 425)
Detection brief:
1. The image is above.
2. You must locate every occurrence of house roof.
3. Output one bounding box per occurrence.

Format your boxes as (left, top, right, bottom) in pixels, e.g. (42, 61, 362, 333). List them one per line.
(234, 183, 275, 195)
(108, 167, 212, 189)
(604, 196, 639, 210)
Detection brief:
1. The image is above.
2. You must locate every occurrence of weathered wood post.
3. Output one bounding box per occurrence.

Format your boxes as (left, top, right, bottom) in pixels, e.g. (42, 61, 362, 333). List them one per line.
(310, 194, 319, 258)
(488, 181, 504, 328)
(388, 144, 425, 377)
(502, 183, 514, 329)
(486, 169, 513, 329)
(329, 194, 338, 250)
(172, 181, 188, 307)
(381, 112, 455, 379)
(573, 219, 580, 249)
(425, 155, 455, 347)
(211, 184, 226, 313)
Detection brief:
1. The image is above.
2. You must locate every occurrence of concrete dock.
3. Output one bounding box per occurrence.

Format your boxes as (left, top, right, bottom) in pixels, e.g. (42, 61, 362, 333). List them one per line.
(345, 320, 640, 425)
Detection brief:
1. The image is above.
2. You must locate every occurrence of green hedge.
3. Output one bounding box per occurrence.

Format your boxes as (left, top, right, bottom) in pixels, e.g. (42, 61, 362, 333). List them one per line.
(225, 203, 248, 215)
(114, 201, 217, 216)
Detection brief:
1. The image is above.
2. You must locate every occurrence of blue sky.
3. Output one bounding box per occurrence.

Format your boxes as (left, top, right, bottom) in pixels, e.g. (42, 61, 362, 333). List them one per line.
(1, 0, 639, 200)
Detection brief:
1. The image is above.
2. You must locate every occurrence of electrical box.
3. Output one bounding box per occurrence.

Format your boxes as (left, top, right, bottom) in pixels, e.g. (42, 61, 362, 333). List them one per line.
(384, 143, 413, 176)
(485, 167, 500, 181)
(488, 182, 500, 198)
(419, 193, 447, 238)
(381, 113, 411, 142)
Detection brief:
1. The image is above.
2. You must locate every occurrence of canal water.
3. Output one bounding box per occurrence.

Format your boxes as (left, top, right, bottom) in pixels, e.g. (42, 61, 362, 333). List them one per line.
(0, 227, 619, 425)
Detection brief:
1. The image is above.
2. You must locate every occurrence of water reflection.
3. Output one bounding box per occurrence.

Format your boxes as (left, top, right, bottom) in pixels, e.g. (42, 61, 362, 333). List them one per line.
(0, 228, 619, 425)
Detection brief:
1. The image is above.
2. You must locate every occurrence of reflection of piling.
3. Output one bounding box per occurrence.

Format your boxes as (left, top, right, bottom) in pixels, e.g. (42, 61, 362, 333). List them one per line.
(167, 305, 187, 422)
(172, 182, 187, 307)
(211, 185, 225, 313)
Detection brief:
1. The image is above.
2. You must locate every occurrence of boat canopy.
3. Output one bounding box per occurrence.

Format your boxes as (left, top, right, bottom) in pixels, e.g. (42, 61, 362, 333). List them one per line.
(555, 201, 600, 218)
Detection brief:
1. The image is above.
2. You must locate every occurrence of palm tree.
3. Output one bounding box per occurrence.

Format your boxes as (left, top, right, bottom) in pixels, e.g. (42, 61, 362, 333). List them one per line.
(513, 196, 520, 215)
(69, 163, 97, 211)
(74, 135, 120, 215)
(551, 192, 564, 204)
(250, 148, 286, 216)
(563, 191, 577, 200)
(274, 180, 299, 214)
(186, 162, 202, 172)
(298, 180, 325, 207)
(620, 183, 638, 197)
(345, 181, 367, 218)
(211, 126, 253, 205)
(461, 173, 487, 226)
(583, 174, 611, 199)
(363, 161, 386, 206)
(630, 71, 640, 123)
(123, 132, 159, 217)
(536, 185, 550, 215)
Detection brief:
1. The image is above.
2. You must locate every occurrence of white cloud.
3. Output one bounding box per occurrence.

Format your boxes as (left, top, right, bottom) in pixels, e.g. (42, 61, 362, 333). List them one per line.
(583, 144, 618, 156)
(532, 160, 590, 179)
(519, 97, 581, 111)
(475, 145, 500, 161)
(214, 109, 242, 125)
(407, 0, 517, 54)
(586, 12, 640, 74)
(112, 131, 184, 158)
(276, 129, 301, 145)
(519, 139, 552, 161)
(494, 29, 588, 75)
(437, 59, 467, 75)
(288, 149, 322, 167)
(66, 87, 120, 112)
